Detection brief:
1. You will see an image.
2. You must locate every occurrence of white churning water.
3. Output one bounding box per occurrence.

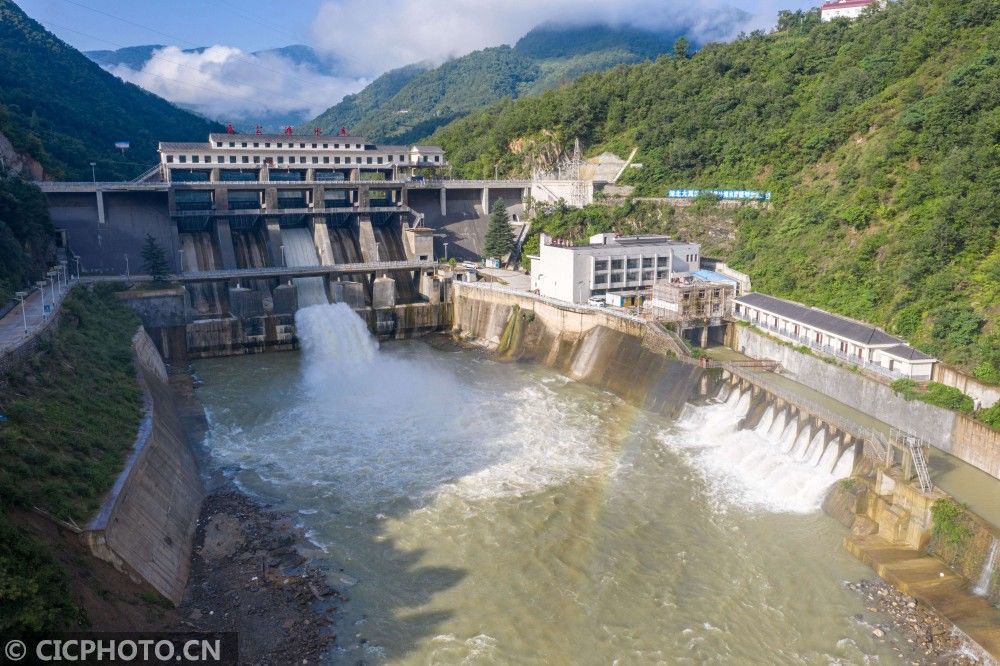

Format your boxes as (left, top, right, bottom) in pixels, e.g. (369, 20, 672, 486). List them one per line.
(194, 305, 895, 664)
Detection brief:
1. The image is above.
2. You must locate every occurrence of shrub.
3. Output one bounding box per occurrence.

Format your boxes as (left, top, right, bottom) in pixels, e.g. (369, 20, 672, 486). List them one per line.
(922, 382, 975, 413)
(977, 403, 1000, 429)
(931, 499, 973, 547)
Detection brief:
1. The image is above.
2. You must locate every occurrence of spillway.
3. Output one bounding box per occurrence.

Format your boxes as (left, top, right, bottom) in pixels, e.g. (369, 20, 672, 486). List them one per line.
(193, 309, 899, 664)
(372, 220, 419, 303)
(280, 227, 328, 308)
(232, 227, 275, 304)
(179, 231, 228, 316)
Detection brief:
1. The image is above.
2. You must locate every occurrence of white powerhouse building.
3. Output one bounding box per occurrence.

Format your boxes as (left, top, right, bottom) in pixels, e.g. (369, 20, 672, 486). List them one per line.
(529, 233, 700, 304)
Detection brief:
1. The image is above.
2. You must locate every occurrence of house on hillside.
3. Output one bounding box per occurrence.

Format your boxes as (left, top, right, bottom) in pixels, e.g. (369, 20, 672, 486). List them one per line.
(820, 0, 878, 21)
(734, 293, 935, 380)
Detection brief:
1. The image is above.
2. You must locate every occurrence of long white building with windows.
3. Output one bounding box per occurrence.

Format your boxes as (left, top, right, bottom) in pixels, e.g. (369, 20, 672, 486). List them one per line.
(529, 233, 700, 304)
(734, 293, 935, 379)
(158, 133, 447, 183)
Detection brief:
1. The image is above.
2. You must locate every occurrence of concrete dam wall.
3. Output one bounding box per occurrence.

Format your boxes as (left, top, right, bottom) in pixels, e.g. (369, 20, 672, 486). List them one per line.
(83, 328, 203, 604)
(451, 283, 702, 419)
(733, 325, 1000, 481)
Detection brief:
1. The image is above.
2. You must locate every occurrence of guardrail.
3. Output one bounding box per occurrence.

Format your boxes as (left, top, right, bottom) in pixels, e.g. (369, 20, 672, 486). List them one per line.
(455, 281, 646, 324)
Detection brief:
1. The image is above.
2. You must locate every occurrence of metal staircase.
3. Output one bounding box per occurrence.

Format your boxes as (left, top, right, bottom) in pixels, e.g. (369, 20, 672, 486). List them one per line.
(890, 427, 933, 494)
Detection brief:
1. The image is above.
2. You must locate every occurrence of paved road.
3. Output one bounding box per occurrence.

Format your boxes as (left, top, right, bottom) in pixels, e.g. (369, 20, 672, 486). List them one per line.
(476, 268, 532, 290)
(0, 282, 70, 354)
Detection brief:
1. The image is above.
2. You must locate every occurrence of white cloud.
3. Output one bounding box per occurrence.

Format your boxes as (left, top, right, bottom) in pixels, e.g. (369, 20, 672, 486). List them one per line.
(107, 45, 368, 124)
(310, 0, 776, 77)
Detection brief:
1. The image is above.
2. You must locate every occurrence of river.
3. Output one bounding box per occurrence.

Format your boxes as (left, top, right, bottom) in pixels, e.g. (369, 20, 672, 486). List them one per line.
(193, 303, 904, 664)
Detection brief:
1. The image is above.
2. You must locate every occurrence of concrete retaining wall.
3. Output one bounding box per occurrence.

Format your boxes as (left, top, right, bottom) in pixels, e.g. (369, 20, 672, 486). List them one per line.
(934, 365, 1000, 409)
(84, 328, 203, 604)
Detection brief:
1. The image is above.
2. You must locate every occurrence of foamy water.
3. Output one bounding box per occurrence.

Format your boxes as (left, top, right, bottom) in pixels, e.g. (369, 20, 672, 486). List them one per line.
(193, 304, 900, 664)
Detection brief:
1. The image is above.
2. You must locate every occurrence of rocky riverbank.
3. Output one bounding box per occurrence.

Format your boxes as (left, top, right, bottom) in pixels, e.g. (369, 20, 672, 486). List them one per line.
(846, 579, 989, 665)
(173, 489, 342, 665)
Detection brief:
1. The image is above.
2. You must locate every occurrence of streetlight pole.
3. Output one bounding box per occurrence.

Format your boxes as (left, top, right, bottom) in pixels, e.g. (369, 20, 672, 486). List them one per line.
(36, 280, 47, 318)
(280, 244, 286, 267)
(75, 257, 81, 280)
(124, 254, 130, 278)
(443, 242, 449, 261)
(178, 250, 184, 273)
(90, 162, 96, 185)
(15, 291, 27, 335)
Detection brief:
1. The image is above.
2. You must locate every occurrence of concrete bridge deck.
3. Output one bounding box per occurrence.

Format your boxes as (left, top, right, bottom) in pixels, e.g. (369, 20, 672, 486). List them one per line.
(34, 178, 533, 193)
(134, 260, 438, 283)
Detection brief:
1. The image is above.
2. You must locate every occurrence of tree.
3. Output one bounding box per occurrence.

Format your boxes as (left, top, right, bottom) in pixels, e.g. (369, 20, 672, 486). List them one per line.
(673, 37, 690, 60)
(141, 234, 170, 286)
(484, 198, 515, 259)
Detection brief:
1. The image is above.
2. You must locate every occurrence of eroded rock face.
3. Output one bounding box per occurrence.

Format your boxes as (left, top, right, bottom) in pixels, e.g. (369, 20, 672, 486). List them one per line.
(0, 130, 45, 180)
(198, 513, 246, 561)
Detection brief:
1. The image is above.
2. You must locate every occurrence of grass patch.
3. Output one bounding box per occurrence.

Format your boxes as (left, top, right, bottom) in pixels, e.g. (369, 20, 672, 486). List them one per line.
(0, 283, 142, 632)
(891, 379, 974, 414)
(931, 498, 973, 547)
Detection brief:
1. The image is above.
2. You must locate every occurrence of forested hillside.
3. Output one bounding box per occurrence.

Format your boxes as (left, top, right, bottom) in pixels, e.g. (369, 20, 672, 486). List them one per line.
(303, 23, 721, 144)
(0, 0, 220, 180)
(432, 0, 1000, 377)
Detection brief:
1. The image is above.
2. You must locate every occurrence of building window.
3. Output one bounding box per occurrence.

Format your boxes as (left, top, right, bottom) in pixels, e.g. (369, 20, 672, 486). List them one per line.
(334, 143, 339, 149)
(366, 157, 372, 164)
(377, 157, 383, 164)
(216, 141, 222, 147)
(610, 259, 624, 270)
(178, 155, 187, 163)
(840, 341, 848, 353)
(626, 258, 639, 269)
(265, 142, 270, 148)
(594, 259, 608, 271)
(355, 143, 361, 149)
(388, 155, 394, 162)
(241, 142, 247, 148)
(323, 143, 328, 149)
(642, 270, 653, 281)
(216, 156, 224, 163)
(712, 303, 720, 313)
(277, 142, 283, 148)
(400, 155, 405, 162)
(713, 290, 720, 298)
(611, 272, 623, 284)
(356, 157, 362, 164)
(435, 155, 440, 162)
(312, 156, 319, 164)
(297, 156, 304, 163)
(323, 156, 330, 164)
(816, 332, 823, 344)
(594, 272, 607, 283)
(242, 156, 249, 163)
(626, 271, 638, 282)
(312, 143, 317, 149)
(229, 142, 235, 147)
(229, 156, 237, 163)
(642, 257, 653, 268)
(683, 293, 690, 301)
(334, 157, 341, 164)
(277, 156, 284, 164)
(253, 142, 259, 148)
(253, 156, 260, 163)
(166, 154, 174, 163)
(192, 155, 200, 163)
(656, 269, 668, 278)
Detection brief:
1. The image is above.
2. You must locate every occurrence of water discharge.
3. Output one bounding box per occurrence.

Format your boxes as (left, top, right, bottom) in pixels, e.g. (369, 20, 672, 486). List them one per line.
(974, 537, 998, 597)
(195, 304, 900, 664)
(281, 227, 328, 307)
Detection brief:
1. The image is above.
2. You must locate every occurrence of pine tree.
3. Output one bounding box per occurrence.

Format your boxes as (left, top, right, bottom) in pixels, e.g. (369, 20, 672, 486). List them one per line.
(141, 234, 170, 286)
(484, 198, 515, 259)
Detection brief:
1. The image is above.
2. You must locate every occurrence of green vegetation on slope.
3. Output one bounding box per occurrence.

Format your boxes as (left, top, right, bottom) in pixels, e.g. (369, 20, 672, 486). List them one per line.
(0, 285, 142, 521)
(0, 284, 141, 631)
(0, 175, 54, 304)
(304, 24, 701, 144)
(432, 0, 1000, 374)
(0, 0, 220, 179)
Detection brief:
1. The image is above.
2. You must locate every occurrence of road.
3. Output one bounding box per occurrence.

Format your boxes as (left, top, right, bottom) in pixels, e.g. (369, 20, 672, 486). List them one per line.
(0, 282, 69, 354)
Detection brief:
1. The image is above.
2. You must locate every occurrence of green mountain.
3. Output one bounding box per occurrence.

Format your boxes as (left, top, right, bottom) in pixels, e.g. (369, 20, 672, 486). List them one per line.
(431, 0, 1000, 377)
(302, 22, 736, 144)
(0, 0, 220, 180)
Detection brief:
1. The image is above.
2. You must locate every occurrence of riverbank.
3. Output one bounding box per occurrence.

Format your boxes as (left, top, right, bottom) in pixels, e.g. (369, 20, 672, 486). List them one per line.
(846, 578, 983, 665)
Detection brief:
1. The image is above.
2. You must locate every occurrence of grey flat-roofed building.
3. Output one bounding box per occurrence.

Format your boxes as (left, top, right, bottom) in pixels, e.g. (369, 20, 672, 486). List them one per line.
(734, 292, 935, 379)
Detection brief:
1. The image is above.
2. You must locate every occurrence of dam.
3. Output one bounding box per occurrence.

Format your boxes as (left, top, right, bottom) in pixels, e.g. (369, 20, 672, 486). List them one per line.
(191, 302, 908, 664)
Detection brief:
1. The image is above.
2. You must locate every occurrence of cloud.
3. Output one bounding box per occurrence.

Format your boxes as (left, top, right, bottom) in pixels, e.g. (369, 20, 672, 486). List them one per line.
(310, 0, 788, 77)
(107, 45, 368, 124)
